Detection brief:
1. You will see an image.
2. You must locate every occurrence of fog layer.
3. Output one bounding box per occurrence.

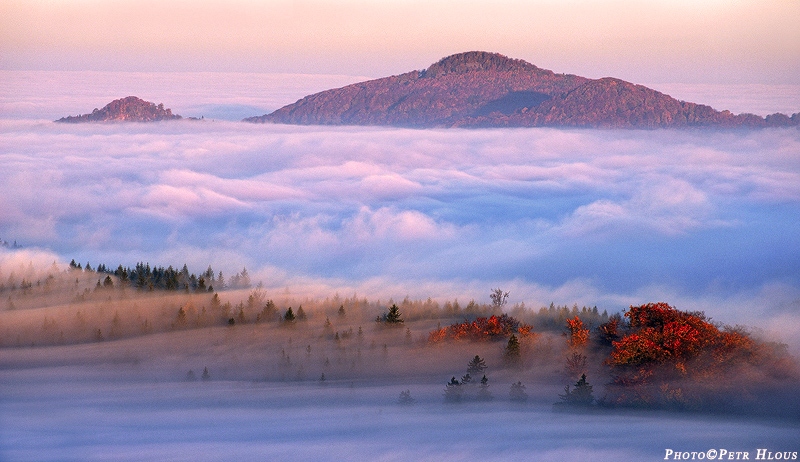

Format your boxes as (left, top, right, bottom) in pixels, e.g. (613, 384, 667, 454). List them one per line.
(3, 374, 798, 462)
(1, 72, 800, 333)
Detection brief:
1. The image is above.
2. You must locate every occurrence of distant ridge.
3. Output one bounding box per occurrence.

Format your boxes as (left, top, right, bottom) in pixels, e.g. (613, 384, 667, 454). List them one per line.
(244, 51, 799, 128)
(56, 96, 182, 123)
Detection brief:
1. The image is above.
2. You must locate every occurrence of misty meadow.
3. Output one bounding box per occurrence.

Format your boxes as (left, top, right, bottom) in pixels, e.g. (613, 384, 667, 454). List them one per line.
(1, 71, 800, 461)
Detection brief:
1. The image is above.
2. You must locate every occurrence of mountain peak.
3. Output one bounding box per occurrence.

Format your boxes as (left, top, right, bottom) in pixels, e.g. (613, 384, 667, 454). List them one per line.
(422, 51, 537, 77)
(245, 51, 799, 128)
(56, 96, 182, 123)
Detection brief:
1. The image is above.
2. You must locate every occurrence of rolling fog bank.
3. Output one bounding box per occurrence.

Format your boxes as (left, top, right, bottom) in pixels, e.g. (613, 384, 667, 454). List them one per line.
(2, 361, 798, 462)
(2, 71, 800, 342)
(2, 122, 799, 340)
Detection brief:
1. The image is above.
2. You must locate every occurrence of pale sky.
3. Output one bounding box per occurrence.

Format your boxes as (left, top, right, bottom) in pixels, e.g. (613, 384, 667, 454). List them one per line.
(2, 0, 799, 83)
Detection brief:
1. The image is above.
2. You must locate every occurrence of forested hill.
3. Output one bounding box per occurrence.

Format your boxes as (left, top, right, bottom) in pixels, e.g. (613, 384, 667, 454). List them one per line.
(55, 96, 183, 123)
(244, 51, 800, 129)
(66, 260, 251, 292)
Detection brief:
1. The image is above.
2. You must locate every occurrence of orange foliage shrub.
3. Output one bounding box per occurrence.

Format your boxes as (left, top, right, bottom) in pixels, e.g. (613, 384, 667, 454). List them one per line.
(607, 303, 756, 377)
(565, 316, 589, 347)
(604, 303, 770, 409)
(428, 314, 534, 343)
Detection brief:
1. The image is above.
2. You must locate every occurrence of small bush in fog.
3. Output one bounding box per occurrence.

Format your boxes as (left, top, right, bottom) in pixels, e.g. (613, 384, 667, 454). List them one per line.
(398, 389, 415, 405)
(509, 381, 528, 402)
(443, 377, 463, 403)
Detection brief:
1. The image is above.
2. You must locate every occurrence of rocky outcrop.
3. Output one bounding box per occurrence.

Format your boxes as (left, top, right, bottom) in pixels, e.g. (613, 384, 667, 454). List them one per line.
(56, 96, 182, 123)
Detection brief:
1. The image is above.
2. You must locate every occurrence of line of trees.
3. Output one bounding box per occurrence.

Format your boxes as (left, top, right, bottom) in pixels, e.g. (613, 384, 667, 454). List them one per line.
(68, 260, 252, 292)
(0, 237, 21, 249)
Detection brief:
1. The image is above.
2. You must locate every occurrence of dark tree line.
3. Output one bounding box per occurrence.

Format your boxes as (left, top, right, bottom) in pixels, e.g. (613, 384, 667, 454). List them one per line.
(0, 237, 21, 249)
(69, 259, 252, 292)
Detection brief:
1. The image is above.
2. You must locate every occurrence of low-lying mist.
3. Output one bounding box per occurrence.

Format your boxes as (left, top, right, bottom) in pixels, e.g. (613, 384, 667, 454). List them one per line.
(2, 262, 797, 415)
(2, 263, 799, 461)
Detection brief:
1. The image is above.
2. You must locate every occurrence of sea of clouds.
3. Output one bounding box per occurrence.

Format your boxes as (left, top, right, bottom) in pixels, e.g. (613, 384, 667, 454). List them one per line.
(1, 71, 800, 341)
(2, 70, 800, 462)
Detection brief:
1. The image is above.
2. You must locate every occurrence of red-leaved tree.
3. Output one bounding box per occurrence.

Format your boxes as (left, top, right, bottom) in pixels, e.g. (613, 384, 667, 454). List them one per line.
(428, 314, 534, 343)
(604, 303, 765, 409)
(565, 316, 589, 348)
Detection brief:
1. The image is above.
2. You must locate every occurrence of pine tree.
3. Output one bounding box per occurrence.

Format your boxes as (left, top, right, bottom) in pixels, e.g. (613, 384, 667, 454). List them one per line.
(467, 355, 488, 374)
(257, 300, 278, 322)
(477, 375, 493, 401)
(110, 311, 121, 338)
(384, 304, 404, 324)
(558, 373, 594, 407)
(239, 267, 251, 288)
(338, 305, 346, 318)
(201, 366, 211, 381)
(504, 334, 521, 367)
(284, 307, 296, 323)
(176, 306, 187, 326)
(296, 306, 307, 320)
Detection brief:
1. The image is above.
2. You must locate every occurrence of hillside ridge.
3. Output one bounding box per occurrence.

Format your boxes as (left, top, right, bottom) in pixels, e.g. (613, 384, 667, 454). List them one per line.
(56, 96, 182, 123)
(244, 51, 799, 128)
